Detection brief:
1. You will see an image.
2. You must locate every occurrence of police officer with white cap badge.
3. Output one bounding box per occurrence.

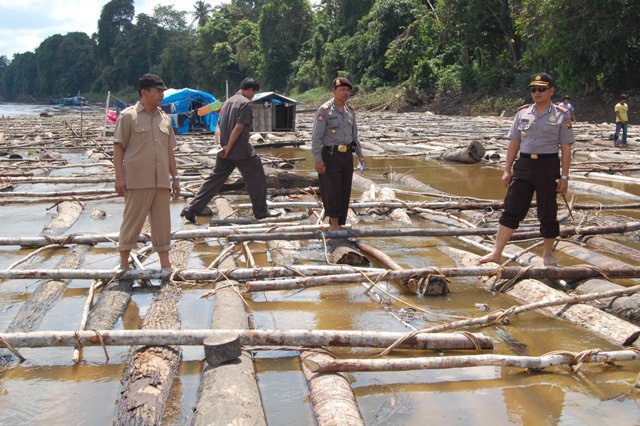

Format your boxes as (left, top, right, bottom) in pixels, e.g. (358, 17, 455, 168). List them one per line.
(479, 72, 574, 266)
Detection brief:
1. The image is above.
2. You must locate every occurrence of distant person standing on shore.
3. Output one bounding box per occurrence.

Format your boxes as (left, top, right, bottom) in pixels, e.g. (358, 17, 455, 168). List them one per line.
(613, 94, 629, 147)
(114, 73, 180, 270)
(559, 95, 576, 123)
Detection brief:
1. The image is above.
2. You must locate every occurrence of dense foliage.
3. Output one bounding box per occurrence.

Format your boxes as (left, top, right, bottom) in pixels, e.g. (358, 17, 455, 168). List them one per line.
(2, 0, 640, 101)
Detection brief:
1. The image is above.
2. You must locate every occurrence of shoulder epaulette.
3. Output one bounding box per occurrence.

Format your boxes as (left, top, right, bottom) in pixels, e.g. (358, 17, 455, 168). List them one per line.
(556, 105, 568, 113)
(518, 104, 531, 111)
(320, 100, 333, 110)
(121, 105, 135, 114)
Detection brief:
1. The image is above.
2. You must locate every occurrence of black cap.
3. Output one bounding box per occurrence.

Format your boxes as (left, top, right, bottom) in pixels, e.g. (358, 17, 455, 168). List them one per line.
(562, 95, 571, 100)
(138, 73, 167, 91)
(332, 77, 352, 90)
(620, 94, 628, 100)
(528, 72, 555, 88)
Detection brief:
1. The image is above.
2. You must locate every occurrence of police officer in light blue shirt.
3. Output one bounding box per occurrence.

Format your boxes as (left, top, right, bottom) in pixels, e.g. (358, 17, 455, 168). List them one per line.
(480, 73, 574, 267)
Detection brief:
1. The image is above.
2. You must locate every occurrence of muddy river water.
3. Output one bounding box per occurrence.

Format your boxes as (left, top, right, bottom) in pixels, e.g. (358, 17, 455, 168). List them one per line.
(0, 108, 639, 425)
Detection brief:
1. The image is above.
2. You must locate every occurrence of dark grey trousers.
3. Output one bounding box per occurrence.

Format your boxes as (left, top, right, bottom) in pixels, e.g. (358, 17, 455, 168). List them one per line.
(188, 155, 268, 218)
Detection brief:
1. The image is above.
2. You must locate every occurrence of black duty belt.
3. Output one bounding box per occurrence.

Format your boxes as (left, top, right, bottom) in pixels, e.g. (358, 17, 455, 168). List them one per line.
(322, 142, 356, 155)
(520, 153, 558, 159)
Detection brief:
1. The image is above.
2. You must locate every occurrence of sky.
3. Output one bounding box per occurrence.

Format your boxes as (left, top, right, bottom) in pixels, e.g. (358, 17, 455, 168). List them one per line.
(0, 0, 224, 59)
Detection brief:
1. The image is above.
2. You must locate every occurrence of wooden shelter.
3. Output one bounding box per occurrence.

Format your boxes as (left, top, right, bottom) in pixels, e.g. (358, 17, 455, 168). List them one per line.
(251, 92, 299, 132)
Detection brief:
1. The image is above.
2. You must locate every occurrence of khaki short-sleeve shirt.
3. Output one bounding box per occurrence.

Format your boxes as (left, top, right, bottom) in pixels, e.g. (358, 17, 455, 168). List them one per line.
(114, 102, 177, 189)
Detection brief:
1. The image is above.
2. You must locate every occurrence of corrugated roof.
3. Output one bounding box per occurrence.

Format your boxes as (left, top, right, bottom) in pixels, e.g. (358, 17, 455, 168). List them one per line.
(252, 92, 300, 105)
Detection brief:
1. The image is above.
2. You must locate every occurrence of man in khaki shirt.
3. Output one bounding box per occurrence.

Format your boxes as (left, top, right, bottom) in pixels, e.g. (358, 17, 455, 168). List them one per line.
(114, 73, 180, 270)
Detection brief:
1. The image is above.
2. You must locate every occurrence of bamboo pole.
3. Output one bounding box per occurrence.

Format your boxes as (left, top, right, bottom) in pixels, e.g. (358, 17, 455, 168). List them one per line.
(0, 223, 350, 247)
(6, 264, 640, 284)
(226, 221, 640, 242)
(243, 266, 640, 292)
(305, 350, 640, 373)
(235, 200, 640, 212)
(0, 329, 493, 350)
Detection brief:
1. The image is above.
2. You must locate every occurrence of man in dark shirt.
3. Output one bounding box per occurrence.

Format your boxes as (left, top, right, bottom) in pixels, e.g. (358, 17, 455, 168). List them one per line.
(181, 78, 278, 222)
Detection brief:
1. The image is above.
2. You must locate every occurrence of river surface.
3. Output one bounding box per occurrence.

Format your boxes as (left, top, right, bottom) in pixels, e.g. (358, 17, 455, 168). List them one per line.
(0, 109, 639, 425)
(0, 102, 101, 117)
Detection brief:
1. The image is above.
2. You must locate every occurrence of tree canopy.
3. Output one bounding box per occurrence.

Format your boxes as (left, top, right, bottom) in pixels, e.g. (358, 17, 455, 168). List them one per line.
(2, 0, 640, 101)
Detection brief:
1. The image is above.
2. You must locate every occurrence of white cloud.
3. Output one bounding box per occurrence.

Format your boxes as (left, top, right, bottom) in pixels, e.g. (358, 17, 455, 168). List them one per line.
(0, 0, 223, 58)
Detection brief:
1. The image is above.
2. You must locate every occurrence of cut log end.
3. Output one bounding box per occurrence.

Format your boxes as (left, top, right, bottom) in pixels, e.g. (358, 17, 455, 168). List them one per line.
(328, 239, 370, 266)
(203, 333, 241, 367)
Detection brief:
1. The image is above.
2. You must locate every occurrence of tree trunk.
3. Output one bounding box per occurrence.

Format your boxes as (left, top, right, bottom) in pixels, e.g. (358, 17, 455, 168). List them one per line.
(329, 238, 370, 266)
(192, 197, 267, 426)
(41, 201, 84, 236)
(116, 225, 195, 426)
(440, 141, 486, 163)
(300, 352, 365, 426)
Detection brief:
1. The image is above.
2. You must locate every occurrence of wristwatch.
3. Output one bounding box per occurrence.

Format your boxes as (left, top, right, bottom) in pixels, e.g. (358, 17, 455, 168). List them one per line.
(171, 176, 180, 182)
(560, 176, 569, 181)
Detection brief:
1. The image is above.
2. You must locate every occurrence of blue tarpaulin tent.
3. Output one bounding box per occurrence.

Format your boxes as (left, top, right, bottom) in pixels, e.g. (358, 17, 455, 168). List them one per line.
(162, 88, 219, 134)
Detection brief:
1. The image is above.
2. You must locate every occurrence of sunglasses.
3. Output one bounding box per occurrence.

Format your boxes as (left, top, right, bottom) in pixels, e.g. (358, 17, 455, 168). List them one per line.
(530, 86, 551, 93)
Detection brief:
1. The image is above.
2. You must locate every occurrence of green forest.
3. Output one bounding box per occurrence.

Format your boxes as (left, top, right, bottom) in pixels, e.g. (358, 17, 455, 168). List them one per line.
(0, 0, 638, 106)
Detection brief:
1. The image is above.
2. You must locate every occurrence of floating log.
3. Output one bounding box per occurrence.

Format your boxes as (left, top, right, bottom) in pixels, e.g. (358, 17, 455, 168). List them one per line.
(203, 333, 241, 367)
(85, 279, 135, 330)
(569, 180, 640, 200)
(300, 352, 365, 426)
(440, 246, 640, 350)
(265, 222, 365, 425)
(5, 245, 89, 334)
(439, 141, 486, 163)
(355, 241, 423, 294)
(384, 169, 444, 194)
(116, 225, 195, 426)
(0, 329, 493, 350)
(581, 235, 640, 263)
(226, 221, 640, 242)
(192, 197, 266, 426)
(220, 171, 317, 193)
(329, 238, 370, 266)
(116, 283, 182, 426)
(209, 212, 308, 226)
(553, 241, 640, 321)
(1, 245, 89, 365)
(41, 200, 84, 237)
(305, 350, 640, 373)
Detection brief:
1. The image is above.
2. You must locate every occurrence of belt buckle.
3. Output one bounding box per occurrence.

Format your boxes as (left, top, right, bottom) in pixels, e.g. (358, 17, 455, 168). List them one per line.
(530, 153, 538, 159)
(338, 145, 348, 153)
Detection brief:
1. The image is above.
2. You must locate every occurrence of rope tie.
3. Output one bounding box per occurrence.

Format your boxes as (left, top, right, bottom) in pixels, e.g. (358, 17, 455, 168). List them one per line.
(455, 331, 483, 351)
(0, 337, 25, 362)
(90, 329, 110, 362)
(493, 265, 533, 293)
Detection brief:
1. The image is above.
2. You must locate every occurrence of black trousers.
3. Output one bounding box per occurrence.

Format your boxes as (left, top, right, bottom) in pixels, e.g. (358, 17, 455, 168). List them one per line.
(318, 150, 353, 225)
(499, 156, 560, 238)
(188, 155, 268, 219)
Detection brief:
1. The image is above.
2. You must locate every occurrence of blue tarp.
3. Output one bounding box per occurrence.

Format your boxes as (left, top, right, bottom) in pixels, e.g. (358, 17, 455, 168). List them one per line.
(162, 88, 219, 134)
